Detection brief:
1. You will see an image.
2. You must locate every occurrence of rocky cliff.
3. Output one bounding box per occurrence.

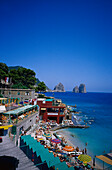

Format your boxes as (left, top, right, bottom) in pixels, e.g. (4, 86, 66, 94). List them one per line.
(54, 83, 65, 92)
(73, 86, 79, 93)
(73, 84, 86, 93)
(79, 84, 86, 93)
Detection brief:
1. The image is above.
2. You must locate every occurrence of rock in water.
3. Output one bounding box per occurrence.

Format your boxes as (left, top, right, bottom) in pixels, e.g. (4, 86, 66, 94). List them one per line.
(73, 86, 79, 93)
(54, 83, 65, 92)
(79, 84, 86, 93)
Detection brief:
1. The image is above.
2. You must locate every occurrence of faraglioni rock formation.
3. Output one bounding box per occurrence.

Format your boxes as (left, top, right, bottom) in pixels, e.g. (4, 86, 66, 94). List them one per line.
(79, 84, 86, 93)
(54, 83, 65, 92)
(73, 84, 86, 93)
(73, 86, 79, 93)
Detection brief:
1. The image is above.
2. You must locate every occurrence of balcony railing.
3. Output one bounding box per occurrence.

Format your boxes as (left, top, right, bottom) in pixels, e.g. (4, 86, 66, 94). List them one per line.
(0, 110, 38, 126)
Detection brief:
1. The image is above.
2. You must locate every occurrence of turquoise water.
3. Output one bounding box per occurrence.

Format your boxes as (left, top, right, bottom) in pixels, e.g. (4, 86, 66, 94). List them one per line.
(44, 92, 112, 168)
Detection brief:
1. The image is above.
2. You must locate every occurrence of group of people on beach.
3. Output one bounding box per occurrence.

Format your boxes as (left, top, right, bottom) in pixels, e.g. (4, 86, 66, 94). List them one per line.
(20, 119, 94, 169)
(29, 120, 94, 169)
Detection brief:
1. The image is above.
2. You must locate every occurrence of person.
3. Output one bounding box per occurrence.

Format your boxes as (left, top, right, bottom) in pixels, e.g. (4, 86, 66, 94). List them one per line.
(85, 142, 88, 146)
(76, 146, 79, 152)
(85, 148, 87, 154)
(82, 149, 84, 154)
(21, 129, 24, 136)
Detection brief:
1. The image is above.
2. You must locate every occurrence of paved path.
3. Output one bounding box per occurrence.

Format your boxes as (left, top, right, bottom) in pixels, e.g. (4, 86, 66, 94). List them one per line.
(0, 135, 39, 170)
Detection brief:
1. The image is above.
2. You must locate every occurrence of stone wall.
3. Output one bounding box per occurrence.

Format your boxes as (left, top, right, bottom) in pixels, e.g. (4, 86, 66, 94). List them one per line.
(0, 88, 35, 102)
(16, 112, 38, 142)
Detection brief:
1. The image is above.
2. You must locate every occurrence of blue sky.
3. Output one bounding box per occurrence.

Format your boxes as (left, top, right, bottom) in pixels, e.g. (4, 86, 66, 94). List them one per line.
(0, 0, 112, 92)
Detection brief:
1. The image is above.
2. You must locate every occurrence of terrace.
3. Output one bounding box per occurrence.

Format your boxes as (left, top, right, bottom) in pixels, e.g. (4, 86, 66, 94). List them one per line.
(0, 105, 38, 126)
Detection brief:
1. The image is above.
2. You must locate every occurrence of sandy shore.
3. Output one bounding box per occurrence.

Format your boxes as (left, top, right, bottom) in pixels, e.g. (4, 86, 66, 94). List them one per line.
(55, 130, 76, 148)
(53, 129, 102, 169)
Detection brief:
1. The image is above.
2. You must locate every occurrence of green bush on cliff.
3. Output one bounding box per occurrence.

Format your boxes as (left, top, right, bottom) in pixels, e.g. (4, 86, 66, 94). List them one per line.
(35, 82, 46, 92)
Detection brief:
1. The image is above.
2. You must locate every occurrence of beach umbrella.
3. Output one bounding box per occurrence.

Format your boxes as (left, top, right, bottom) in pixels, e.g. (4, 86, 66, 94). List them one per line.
(51, 139, 61, 144)
(78, 154, 92, 163)
(38, 138, 44, 141)
(63, 146, 74, 152)
(43, 133, 51, 138)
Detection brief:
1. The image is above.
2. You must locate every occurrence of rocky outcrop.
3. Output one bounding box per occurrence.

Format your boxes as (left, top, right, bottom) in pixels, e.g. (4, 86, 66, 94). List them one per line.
(73, 86, 79, 93)
(79, 84, 86, 93)
(54, 83, 65, 92)
(73, 84, 86, 93)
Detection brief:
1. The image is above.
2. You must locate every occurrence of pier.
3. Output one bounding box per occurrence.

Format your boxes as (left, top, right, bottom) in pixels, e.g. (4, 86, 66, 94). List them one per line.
(51, 124, 89, 131)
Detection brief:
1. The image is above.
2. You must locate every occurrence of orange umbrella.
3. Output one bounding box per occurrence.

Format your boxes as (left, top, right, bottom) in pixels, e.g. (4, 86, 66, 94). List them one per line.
(63, 146, 74, 152)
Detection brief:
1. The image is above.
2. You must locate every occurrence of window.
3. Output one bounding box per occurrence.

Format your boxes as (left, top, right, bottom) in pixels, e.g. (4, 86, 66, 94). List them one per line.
(25, 92, 29, 95)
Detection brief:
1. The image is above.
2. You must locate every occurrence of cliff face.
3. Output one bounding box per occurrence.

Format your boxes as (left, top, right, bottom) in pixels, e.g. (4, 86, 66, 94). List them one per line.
(73, 86, 79, 93)
(79, 84, 86, 93)
(54, 83, 65, 92)
(73, 84, 86, 93)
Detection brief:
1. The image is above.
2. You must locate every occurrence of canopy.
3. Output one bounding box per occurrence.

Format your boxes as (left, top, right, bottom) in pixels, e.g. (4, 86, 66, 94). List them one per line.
(21, 135, 74, 170)
(0, 125, 13, 130)
(51, 139, 61, 144)
(78, 154, 91, 163)
(3, 105, 38, 115)
(63, 146, 74, 152)
(37, 138, 44, 141)
(0, 98, 7, 100)
(96, 153, 112, 165)
(43, 133, 51, 138)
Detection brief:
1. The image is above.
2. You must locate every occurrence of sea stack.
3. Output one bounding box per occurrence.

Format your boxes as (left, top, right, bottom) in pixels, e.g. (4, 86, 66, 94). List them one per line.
(73, 86, 79, 93)
(54, 83, 65, 92)
(79, 84, 86, 93)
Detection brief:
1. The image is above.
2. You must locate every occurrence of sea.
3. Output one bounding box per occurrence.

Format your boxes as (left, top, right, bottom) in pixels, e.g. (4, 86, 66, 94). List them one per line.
(44, 92, 112, 168)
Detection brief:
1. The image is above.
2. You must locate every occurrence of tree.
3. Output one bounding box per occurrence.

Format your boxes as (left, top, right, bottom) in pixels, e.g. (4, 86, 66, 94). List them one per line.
(35, 82, 46, 92)
(9, 67, 36, 88)
(11, 82, 28, 89)
(0, 63, 9, 80)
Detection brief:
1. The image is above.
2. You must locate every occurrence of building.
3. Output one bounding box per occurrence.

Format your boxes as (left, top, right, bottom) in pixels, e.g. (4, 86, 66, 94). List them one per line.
(0, 104, 39, 145)
(0, 78, 12, 88)
(33, 98, 66, 124)
(0, 88, 35, 102)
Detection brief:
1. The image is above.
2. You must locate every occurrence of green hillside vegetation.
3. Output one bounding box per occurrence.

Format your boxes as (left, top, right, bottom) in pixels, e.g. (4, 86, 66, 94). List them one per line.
(9, 67, 36, 88)
(35, 78, 41, 85)
(35, 82, 46, 92)
(0, 62, 47, 91)
(0, 63, 9, 80)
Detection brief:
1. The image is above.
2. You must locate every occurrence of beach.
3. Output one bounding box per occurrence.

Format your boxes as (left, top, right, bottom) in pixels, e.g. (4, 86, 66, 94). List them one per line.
(53, 129, 101, 169)
(44, 92, 112, 168)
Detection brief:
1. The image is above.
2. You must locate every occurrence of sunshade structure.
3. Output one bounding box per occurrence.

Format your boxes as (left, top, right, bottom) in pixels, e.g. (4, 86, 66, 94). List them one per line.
(43, 133, 51, 138)
(96, 153, 112, 166)
(21, 135, 74, 170)
(51, 139, 61, 144)
(3, 105, 38, 116)
(37, 138, 44, 141)
(63, 146, 74, 152)
(78, 154, 92, 163)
